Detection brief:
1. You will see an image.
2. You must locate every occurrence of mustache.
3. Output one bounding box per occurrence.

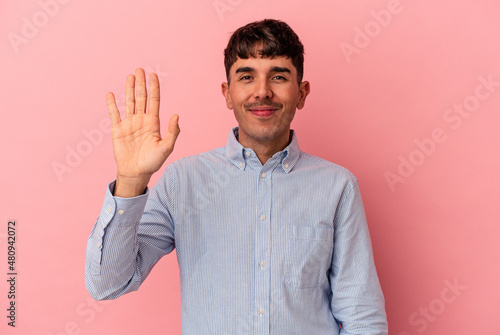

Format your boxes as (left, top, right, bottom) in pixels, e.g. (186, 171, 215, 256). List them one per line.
(244, 100, 282, 109)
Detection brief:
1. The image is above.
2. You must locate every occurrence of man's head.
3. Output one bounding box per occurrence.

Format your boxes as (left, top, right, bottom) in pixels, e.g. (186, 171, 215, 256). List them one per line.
(221, 19, 310, 161)
(224, 19, 304, 85)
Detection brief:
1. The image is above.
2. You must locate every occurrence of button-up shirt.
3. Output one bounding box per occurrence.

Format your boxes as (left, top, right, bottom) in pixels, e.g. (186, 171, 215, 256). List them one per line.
(85, 128, 388, 334)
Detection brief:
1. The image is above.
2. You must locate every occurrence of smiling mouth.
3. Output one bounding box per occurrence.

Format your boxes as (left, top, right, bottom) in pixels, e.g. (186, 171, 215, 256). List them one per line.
(248, 106, 278, 117)
(245, 100, 282, 117)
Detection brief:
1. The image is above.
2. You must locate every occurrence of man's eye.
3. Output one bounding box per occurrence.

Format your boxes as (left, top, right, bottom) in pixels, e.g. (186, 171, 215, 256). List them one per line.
(273, 75, 287, 80)
(240, 75, 252, 80)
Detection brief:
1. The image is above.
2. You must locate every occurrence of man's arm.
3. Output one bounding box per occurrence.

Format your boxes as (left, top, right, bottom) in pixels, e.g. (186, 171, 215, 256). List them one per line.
(330, 179, 388, 334)
(85, 173, 177, 300)
(85, 68, 180, 299)
(85, 181, 150, 300)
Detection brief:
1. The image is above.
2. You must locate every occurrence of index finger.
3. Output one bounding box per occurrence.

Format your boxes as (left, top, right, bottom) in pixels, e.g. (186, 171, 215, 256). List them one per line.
(148, 73, 160, 117)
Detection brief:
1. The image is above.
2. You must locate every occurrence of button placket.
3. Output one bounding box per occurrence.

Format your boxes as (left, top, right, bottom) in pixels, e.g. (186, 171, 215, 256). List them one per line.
(254, 162, 273, 334)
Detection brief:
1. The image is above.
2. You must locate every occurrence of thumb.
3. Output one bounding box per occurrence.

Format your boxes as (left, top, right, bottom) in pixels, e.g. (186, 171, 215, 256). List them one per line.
(168, 114, 180, 137)
(160, 114, 180, 153)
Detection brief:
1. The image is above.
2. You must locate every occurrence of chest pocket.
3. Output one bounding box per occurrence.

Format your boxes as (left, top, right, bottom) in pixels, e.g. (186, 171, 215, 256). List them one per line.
(285, 225, 334, 289)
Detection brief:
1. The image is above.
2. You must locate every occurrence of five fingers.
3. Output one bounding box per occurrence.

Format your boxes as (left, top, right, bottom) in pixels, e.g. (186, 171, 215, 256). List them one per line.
(107, 68, 163, 124)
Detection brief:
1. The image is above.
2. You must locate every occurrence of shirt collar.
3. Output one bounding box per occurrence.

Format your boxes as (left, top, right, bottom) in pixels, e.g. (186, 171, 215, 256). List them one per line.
(225, 127, 301, 173)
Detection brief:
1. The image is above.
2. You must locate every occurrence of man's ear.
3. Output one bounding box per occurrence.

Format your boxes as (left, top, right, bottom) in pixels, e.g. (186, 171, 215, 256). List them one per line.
(221, 82, 233, 110)
(296, 81, 310, 110)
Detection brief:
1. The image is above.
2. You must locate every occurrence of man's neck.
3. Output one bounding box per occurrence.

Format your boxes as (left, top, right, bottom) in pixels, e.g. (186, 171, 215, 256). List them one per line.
(237, 130, 291, 165)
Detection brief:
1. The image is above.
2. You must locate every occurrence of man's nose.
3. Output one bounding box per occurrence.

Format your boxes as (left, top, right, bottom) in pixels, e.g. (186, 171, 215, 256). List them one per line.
(253, 78, 273, 100)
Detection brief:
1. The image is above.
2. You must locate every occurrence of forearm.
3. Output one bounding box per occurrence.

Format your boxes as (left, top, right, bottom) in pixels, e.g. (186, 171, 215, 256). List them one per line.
(331, 179, 388, 334)
(85, 181, 149, 300)
(85, 172, 177, 300)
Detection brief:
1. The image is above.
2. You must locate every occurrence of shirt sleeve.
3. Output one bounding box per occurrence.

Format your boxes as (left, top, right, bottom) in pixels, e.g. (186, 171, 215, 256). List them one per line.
(85, 171, 177, 300)
(330, 179, 388, 335)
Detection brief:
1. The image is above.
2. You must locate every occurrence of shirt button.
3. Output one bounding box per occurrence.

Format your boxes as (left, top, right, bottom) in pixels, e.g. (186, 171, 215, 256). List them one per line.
(106, 207, 112, 213)
(259, 261, 266, 268)
(239, 162, 244, 168)
(260, 214, 266, 221)
(96, 242, 101, 248)
(118, 209, 125, 215)
(284, 163, 289, 169)
(258, 308, 264, 316)
(261, 172, 266, 178)
(245, 151, 251, 157)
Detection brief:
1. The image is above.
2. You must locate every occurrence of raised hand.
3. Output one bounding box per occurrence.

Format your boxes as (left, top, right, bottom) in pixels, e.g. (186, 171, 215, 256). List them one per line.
(107, 68, 180, 197)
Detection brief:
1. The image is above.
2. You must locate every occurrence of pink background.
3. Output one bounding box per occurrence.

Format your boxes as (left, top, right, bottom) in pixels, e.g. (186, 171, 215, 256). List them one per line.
(1, 0, 499, 334)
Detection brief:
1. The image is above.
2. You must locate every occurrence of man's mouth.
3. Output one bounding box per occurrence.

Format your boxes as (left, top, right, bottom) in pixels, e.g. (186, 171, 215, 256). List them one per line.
(248, 106, 278, 117)
(245, 101, 282, 117)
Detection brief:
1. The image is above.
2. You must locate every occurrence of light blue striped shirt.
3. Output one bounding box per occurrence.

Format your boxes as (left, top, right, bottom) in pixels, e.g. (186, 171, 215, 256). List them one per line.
(85, 128, 388, 334)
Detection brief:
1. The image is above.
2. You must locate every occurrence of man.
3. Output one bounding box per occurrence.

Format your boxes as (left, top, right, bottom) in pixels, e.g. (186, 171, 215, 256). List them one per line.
(85, 19, 388, 334)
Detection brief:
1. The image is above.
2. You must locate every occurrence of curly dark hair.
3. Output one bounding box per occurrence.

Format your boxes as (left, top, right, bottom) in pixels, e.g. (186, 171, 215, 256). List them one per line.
(224, 19, 304, 84)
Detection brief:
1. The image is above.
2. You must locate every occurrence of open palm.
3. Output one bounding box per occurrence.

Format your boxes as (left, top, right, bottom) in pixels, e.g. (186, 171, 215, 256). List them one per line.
(107, 68, 180, 195)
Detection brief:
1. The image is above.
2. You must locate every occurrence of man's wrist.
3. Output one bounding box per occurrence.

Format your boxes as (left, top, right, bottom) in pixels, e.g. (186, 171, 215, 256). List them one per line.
(114, 174, 151, 198)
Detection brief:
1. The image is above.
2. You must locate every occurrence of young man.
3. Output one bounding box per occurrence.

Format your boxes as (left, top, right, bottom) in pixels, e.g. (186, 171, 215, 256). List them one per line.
(85, 19, 388, 334)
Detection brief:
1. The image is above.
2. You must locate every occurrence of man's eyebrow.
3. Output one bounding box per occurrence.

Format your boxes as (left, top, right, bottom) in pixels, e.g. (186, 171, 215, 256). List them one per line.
(235, 67, 254, 74)
(270, 66, 291, 73)
(234, 66, 291, 74)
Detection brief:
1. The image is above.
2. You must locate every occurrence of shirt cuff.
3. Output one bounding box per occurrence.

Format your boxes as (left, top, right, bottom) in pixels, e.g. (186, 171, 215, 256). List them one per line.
(99, 180, 150, 227)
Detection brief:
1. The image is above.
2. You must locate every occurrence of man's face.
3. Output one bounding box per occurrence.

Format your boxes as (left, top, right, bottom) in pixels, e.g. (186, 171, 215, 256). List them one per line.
(221, 55, 310, 150)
